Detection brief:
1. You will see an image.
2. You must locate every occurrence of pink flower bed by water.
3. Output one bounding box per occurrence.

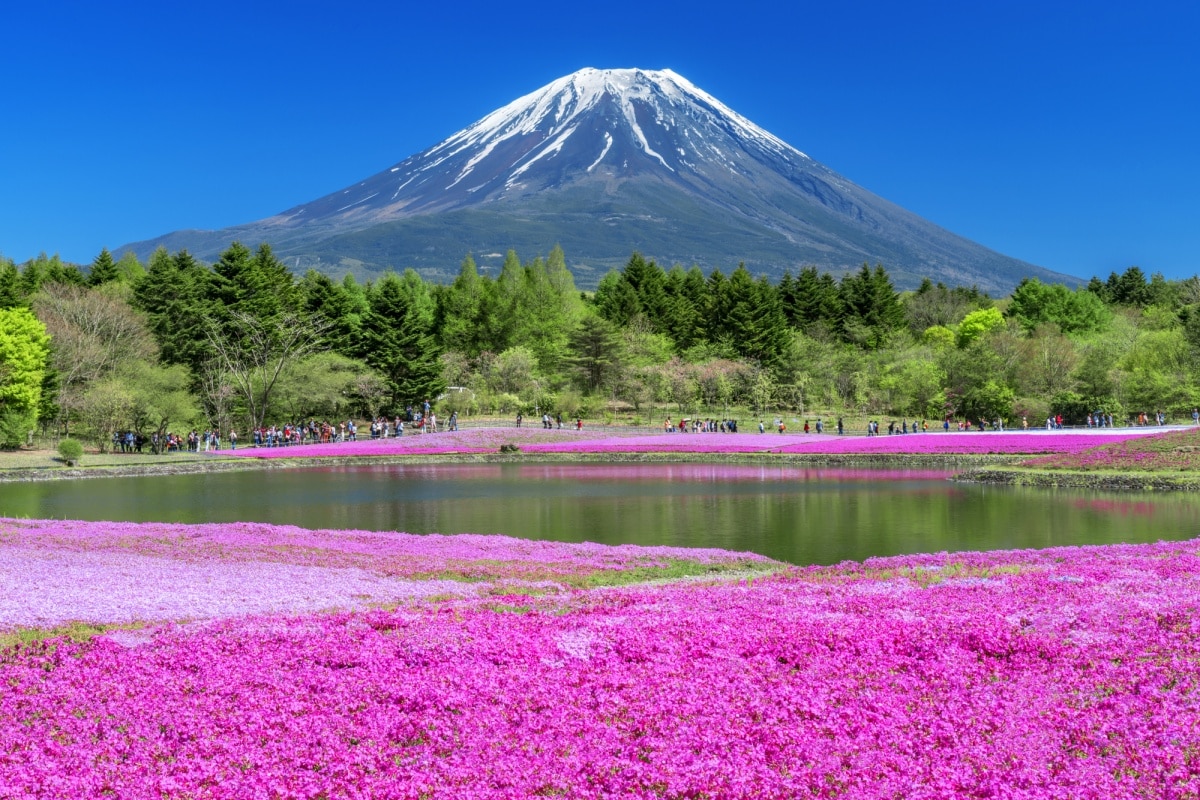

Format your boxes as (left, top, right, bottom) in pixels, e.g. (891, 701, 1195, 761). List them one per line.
(768, 432, 1144, 456)
(523, 430, 1154, 456)
(218, 428, 585, 458)
(3, 539, 1200, 797)
(0, 518, 768, 631)
(523, 433, 781, 454)
(218, 426, 1166, 459)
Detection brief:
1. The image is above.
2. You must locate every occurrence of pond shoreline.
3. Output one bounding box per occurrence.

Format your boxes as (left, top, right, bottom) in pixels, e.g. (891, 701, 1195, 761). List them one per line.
(0, 450, 1018, 483)
(3, 449, 1191, 493)
(959, 465, 1200, 492)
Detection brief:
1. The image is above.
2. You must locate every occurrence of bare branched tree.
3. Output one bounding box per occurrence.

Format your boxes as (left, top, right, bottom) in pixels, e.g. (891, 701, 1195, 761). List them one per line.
(32, 284, 157, 434)
(205, 312, 329, 432)
(352, 372, 389, 421)
(196, 360, 237, 436)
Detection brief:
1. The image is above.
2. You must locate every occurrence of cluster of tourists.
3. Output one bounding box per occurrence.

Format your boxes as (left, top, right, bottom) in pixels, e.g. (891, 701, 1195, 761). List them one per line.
(530, 413, 563, 429)
(248, 411, 460, 447)
(516, 413, 584, 430)
(865, 419, 929, 436)
(111, 429, 236, 453)
(665, 418, 739, 433)
(111, 431, 146, 453)
(952, 419, 1008, 431)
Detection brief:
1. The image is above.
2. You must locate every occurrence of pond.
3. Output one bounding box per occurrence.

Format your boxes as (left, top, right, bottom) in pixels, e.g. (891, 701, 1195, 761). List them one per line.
(2, 463, 1197, 565)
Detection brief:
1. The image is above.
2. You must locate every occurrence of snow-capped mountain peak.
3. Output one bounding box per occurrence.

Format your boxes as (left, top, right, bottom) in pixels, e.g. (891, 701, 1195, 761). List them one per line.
(282, 67, 816, 223)
(122, 68, 1073, 293)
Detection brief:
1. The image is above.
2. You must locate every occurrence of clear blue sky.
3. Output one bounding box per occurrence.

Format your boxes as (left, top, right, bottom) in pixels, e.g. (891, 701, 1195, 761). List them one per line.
(3, 1, 1198, 282)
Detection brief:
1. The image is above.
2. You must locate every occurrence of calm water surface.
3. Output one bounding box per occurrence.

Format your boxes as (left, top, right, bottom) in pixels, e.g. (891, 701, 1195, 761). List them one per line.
(2, 463, 1197, 565)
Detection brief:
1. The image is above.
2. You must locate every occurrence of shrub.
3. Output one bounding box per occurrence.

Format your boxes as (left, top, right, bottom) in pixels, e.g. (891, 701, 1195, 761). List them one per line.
(57, 438, 84, 466)
(0, 408, 34, 449)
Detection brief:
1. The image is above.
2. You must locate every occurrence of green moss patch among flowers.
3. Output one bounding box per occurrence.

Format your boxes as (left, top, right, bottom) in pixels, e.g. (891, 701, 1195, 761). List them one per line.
(1023, 427, 1200, 472)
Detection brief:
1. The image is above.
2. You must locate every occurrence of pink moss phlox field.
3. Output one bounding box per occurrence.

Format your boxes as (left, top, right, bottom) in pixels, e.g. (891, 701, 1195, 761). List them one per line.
(4, 540, 1200, 797)
(522, 433, 781, 454)
(0, 518, 768, 630)
(215, 427, 1164, 459)
(219, 428, 585, 458)
(769, 432, 1143, 456)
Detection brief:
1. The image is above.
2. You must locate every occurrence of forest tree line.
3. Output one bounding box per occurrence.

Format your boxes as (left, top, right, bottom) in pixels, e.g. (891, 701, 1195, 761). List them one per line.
(0, 241, 1197, 449)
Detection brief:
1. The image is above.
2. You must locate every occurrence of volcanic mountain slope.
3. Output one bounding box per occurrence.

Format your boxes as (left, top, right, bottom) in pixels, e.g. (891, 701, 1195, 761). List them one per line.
(121, 68, 1073, 292)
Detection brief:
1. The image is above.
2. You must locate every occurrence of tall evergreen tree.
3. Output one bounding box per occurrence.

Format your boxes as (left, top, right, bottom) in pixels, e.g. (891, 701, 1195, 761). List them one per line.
(39, 254, 87, 287)
(1106, 266, 1152, 307)
(87, 248, 119, 286)
(839, 264, 904, 349)
(298, 269, 361, 355)
(593, 269, 641, 327)
(661, 265, 703, 351)
(704, 267, 730, 345)
(19, 254, 49, 297)
(0, 259, 23, 309)
(622, 252, 669, 330)
(511, 246, 582, 373)
(210, 242, 296, 321)
(711, 265, 791, 368)
(787, 266, 842, 334)
(489, 249, 525, 352)
(358, 270, 444, 409)
(439, 254, 486, 355)
(133, 248, 213, 371)
(249, 243, 299, 316)
(568, 314, 625, 391)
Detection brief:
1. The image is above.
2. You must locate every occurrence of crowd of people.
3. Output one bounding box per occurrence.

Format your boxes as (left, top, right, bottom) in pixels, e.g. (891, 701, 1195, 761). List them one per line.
(515, 413, 584, 430)
(249, 410, 461, 447)
(107, 400, 473, 454)
(105, 405, 1200, 456)
(111, 429, 234, 454)
(663, 418, 739, 433)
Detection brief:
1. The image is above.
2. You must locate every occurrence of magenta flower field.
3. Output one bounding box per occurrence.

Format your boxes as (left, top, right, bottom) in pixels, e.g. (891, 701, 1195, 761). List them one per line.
(0, 518, 767, 630)
(766, 432, 1145, 456)
(2, 518, 1199, 797)
(219, 426, 1162, 460)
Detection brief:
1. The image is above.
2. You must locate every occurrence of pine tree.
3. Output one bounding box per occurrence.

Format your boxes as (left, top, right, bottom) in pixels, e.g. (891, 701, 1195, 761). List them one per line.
(133, 248, 214, 371)
(439, 254, 485, 355)
(298, 269, 361, 355)
(511, 247, 583, 373)
(568, 314, 625, 391)
(41, 254, 87, 287)
(0, 259, 22, 309)
(210, 242, 296, 321)
(786, 266, 842, 334)
(839, 263, 904, 349)
(704, 267, 730, 345)
(490, 249, 525, 351)
(622, 252, 668, 330)
(19, 254, 48, 297)
(593, 269, 640, 326)
(87, 248, 119, 286)
(358, 271, 444, 409)
(249, 243, 298, 316)
(661, 265, 702, 351)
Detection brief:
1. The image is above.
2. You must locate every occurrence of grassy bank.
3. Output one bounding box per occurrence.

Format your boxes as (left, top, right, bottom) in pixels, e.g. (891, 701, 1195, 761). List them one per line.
(961, 427, 1200, 491)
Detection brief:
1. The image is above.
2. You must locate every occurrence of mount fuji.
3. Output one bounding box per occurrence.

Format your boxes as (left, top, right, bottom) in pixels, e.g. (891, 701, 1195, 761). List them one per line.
(120, 67, 1073, 292)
